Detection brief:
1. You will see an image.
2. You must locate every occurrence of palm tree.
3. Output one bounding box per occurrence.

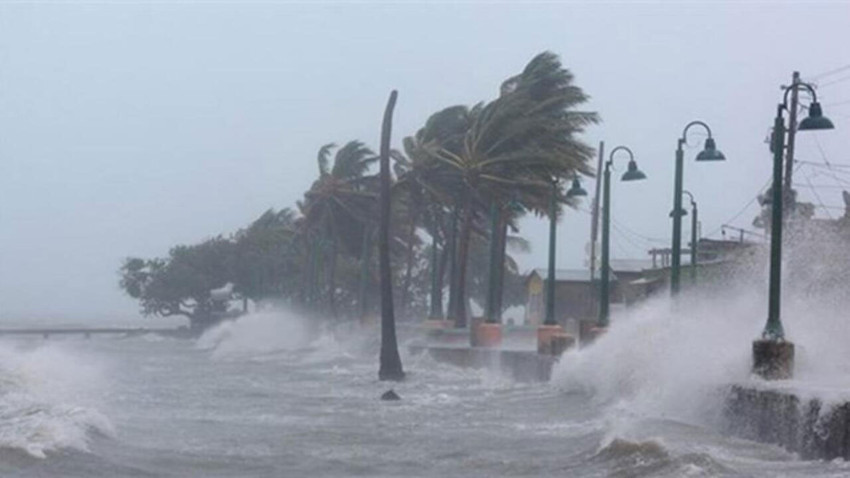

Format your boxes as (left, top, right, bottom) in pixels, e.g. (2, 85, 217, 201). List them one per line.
(298, 141, 377, 317)
(424, 52, 599, 327)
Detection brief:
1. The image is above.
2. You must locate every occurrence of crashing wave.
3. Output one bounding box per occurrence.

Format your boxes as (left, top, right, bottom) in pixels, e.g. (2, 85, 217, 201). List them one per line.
(0, 342, 113, 458)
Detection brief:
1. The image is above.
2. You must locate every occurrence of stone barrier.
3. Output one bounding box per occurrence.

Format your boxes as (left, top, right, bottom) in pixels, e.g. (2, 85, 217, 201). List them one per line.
(724, 384, 850, 460)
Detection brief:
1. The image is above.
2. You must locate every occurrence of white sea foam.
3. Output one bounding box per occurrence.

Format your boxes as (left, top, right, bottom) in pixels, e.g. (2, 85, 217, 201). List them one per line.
(196, 309, 328, 360)
(0, 341, 113, 458)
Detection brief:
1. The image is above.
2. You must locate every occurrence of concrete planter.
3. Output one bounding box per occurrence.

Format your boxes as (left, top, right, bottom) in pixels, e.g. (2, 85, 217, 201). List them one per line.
(474, 322, 503, 348)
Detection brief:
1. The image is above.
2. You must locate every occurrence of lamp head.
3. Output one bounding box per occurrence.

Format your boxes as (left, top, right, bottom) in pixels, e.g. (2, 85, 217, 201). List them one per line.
(621, 160, 647, 181)
(798, 101, 835, 131)
(696, 137, 726, 161)
(566, 177, 588, 197)
(669, 208, 688, 218)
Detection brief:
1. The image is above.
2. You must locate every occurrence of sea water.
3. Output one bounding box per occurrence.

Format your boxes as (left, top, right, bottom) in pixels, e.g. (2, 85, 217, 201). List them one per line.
(1, 305, 850, 477)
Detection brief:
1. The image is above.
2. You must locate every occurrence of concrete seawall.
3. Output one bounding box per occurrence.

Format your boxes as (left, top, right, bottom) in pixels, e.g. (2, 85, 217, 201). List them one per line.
(408, 344, 557, 382)
(724, 384, 850, 460)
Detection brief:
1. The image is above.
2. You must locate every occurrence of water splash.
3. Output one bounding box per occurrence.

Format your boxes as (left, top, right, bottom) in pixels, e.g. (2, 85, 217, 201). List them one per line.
(196, 310, 315, 360)
(0, 342, 113, 458)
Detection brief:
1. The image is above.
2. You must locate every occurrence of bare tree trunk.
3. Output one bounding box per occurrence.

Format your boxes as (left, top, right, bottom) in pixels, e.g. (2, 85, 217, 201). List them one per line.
(378, 90, 404, 382)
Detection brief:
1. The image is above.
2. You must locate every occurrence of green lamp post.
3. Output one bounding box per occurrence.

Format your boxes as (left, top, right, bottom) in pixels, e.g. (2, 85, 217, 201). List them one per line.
(753, 80, 835, 379)
(598, 147, 647, 327)
(670, 122, 725, 296)
(672, 190, 698, 285)
(543, 177, 587, 326)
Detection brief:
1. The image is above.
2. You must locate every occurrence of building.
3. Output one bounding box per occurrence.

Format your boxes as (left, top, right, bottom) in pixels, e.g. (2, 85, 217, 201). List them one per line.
(524, 268, 620, 326)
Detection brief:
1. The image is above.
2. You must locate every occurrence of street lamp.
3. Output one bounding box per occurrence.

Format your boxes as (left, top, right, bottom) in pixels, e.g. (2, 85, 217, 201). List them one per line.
(599, 146, 647, 327)
(680, 190, 698, 285)
(543, 177, 587, 326)
(670, 122, 725, 296)
(753, 79, 835, 379)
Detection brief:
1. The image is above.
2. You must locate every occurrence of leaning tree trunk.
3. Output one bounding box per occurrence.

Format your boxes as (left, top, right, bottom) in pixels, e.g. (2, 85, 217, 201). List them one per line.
(452, 187, 474, 328)
(378, 90, 404, 382)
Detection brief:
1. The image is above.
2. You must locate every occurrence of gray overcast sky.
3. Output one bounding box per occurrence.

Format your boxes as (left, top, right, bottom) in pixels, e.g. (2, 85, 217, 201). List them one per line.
(1, 2, 848, 323)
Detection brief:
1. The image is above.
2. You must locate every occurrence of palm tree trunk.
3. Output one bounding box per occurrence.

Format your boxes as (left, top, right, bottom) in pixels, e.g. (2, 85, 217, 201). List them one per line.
(400, 208, 418, 319)
(328, 237, 338, 319)
(493, 215, 508, 322)
(435, 237, 449, 317)
(378, 90, 404, 382)
(452, 187, 474, 328)
(428, 232, 442, 319)
(358, 227, 372, 322)
(446, 206, 459, 325)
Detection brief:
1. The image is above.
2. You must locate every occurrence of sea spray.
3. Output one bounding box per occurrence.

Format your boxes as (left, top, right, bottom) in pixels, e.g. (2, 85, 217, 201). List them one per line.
(552, 290, 763, 427)
(0, 341, 113, 458)
(196, 310, 315, 360)
(196, 309, 376, 363)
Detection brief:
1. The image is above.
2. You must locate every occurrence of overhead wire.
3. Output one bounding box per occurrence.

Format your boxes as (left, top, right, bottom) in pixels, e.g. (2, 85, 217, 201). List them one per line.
(810, 64, 850, 81)
(802, 170, 833, 219)
(815, 75, 850, 89)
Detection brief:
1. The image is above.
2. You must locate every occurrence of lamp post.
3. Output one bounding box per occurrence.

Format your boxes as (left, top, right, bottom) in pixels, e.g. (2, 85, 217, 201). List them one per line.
(753, 79, 835, 380)
(682, 190, 698, 285)
(598, 146, 647, 328)
(670, 122, 725, 296)
(538, 176, 586, 354)
(543, 177, 587, 326)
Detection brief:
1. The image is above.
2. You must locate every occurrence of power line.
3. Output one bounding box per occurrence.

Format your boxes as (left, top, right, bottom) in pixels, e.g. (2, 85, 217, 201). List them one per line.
(816, 75, 850, 89)
(795, 159, 850, 169)
(803, 170, 833, 219)
(797, 183, 850, 189)
(823, 98, 850, 107)
(812, 133, 850, 189)
(705, 175, 773, 239)
(810, 64, 850, 81)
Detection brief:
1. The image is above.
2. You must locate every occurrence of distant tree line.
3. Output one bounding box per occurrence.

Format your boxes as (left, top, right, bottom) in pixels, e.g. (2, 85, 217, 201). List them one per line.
(119, 52, 599, 331)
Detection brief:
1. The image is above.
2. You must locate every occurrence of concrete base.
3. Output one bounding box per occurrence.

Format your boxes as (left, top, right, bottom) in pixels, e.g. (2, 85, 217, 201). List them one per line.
(725, 384, 850, 460)
(537, 325, 563, 354)
(581, 327, 607, 347)
(548, 333, 576, 356)
(753, 339, 795, 380)
(473, 323, 502, 348)
(408, 344, 557, 382)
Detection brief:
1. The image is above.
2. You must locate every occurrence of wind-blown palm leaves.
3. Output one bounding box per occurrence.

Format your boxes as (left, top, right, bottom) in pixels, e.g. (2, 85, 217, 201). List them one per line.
(409, 51, 598, 326)
(298, 141, 378, 316)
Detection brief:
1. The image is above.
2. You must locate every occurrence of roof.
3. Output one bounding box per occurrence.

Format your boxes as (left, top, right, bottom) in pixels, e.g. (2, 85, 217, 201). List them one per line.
(610, 259, 654, 273)
(529, 268, 617, 283)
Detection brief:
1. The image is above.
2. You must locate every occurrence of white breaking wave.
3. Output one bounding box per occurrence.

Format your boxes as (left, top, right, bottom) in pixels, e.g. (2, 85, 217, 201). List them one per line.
(552, 291, 763, 426)
(196, 310, 317, 360)
(0, 342, 114, 458)
(552, 281, 850, 428)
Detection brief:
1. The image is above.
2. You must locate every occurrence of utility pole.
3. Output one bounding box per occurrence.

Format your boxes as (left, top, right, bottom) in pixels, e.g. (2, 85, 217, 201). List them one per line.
(783, 71, 800, 209)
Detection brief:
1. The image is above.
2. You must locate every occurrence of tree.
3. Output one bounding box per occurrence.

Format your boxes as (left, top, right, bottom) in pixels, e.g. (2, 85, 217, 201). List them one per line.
(232, 208, 300, 307)
(378, 90, 405, 381)
(120, 236, 240, 332)
(424, 52, 599, 327)
(298, 141, 378, 317)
